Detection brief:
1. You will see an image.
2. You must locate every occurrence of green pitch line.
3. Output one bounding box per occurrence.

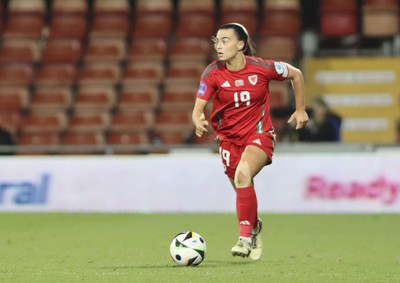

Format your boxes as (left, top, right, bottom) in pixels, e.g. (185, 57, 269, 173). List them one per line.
(0, 213, 399, 283)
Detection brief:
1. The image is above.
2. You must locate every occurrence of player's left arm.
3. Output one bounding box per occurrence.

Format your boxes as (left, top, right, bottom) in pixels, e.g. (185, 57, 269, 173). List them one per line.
(285, 63, 309, 129)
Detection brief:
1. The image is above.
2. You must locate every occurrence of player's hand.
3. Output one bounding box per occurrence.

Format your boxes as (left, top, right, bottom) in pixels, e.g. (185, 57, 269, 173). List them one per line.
(287, 110, 309, 130)
(194, 113, 209, 137)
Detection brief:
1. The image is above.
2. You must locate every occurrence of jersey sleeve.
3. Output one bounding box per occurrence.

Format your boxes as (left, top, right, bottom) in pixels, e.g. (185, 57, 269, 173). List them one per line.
(196, 64, 217, 101)
(266, 60, 289, 81)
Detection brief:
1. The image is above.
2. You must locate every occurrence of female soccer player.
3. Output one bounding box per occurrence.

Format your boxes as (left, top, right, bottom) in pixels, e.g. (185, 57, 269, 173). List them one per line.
(192, 23, 309, 260)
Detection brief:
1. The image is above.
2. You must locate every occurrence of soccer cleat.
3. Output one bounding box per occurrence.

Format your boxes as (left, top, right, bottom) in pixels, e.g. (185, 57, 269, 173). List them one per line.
(231, 238, 251, 258)
(250, 218, 263, 261)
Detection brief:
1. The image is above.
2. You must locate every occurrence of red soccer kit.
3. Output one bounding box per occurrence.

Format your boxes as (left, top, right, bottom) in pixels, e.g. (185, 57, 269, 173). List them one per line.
(196, 56, 289, 178)
(197, 56, 288, 144)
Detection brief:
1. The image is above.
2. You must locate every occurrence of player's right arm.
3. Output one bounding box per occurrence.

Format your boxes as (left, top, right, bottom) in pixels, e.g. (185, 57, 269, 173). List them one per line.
(192, 98, 209, 137)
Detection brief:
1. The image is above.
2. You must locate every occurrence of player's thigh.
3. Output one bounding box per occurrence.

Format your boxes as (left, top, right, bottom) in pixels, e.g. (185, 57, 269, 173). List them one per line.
(238, 145, 269, 179)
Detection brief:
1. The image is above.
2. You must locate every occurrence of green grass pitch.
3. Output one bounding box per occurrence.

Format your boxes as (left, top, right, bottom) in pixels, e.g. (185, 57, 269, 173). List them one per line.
(0, 213, 399, 283)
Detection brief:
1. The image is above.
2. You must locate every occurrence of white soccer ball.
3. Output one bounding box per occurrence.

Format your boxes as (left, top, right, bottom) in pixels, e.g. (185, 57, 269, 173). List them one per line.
(169, 231, 207, 266)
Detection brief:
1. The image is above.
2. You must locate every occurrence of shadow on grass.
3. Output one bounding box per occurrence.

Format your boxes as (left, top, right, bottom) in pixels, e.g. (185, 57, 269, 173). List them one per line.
(99, 259, 256, 270)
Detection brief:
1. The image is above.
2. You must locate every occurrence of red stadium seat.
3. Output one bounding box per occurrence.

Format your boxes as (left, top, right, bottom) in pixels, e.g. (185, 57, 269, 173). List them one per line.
(84, 38, 126, 63)
(169, 37, 212, 64)
(268, 81, 290, 109)
(164, 62, 205, 87)
(0, 39, 40, 64)
(3, 15, 45, 40)
(178, 0, 215, 16)
(107, 131, 150, 147)
(260, 11, 300, 37)
(118, 85, 160, 111)
(0, 64, 34, 87)
(154, 109, 194, 133)
(51, 0, 88, 17)
(111, 110, 155, 132)
(0, 87, 30, 111)
(62, 132, 106, 154)
(41, 39, 83, 64)
(160, 84, 197, 111)
(34, 63, 78, 87)
(18, 133, 61, 147)
(0, 111, 22, 132)
(362, 0, 399, 37)
(320, 0, 358, 37)
(30, 87, 73, 112)
(220, 13, 259, 36)
(92, 0, 130, 17)
(20, 111, 68, 134)
(79, 63, 121, 86)
(8, 0, 45, 17)
(175, 14, 217, 39)
(257, 36, 297, 63)
(135, 0, 172, 15)
(122, 62, 164, 87)
(48, 15, 88, 40)
(74, 86, 116, 111)
(67, 111, 111, 133)
(89, 15, 130, 39)
(131, 13, 173, 40)
(127, 38, 168, 63)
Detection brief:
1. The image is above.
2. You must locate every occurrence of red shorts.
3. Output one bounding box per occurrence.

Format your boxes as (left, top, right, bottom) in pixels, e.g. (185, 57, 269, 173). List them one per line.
(218, 131, 275, 179)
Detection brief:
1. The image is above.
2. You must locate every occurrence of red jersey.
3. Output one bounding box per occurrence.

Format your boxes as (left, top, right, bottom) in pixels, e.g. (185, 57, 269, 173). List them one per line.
(196, 56, 289, 145)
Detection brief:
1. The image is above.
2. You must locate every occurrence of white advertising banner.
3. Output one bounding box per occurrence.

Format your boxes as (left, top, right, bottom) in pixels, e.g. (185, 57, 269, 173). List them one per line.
(0, 152, 399, 213)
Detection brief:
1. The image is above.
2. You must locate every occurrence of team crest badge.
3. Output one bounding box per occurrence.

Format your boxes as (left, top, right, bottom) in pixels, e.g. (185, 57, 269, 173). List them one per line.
(248, 75, 258, 85)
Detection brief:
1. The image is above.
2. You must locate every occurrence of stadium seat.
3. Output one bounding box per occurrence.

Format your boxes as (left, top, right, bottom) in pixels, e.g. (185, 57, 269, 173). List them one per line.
(118, 85, 160, 111)
(220, 13, 259, 36)
(3, 15, 45, 40)
(84, 38, 127, 63)
(320, 0, 358, 37)
(122, 62, 164, 87)
(67, 111, 111, 133)
(160, 84, 197, 111)
(41, 39, 83, 64)
(34, 63, 78, 87)
(153, 109, 194, 133)
(268, 81, 290, 109)
(220, 0, 259, 34)
(17, 133, 60, 155)
(0, 64, 34, 87)
(0, 39, 40, 64)
(152, 129, 194, 145)
(127, 38, 168, 63)
(92, 0, 130, 17)
(89, 15, 130, 39)
(0, 111, 22, 132)
(48, 15, 88, 40)
(74, 86, 116, 111)
(131, 14, 173, 40)
(257, 36, 297, 63)
(0, 87, 30, 111)
(62, 132, 106, 154)
(30, 87, 73, 112)
(177, 0, 215, 16)
(175, 14, 217, 39)
(8, 0, 46, 17)
(51, 0, 88, 17)
(107, 131, 151, 149)
(135, 0, 172, 15)
(260, 11, 301, 37)
(79, 63, 121, 86)
(169, 37, 212, 64)
(362, 0, 399, 37)
(111, 110, 155, 132)
(163, 62, 205, 87)
(20, 111, 68, 134)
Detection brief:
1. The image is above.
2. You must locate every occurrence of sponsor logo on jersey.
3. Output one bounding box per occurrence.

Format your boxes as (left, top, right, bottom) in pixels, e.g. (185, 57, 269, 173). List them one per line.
(221, 80, 231, 87)
(252, 138, 262, 145)
(198, 81, 207, 96)
(248, 75, 258, 85)
(235, 79, 244, 86)
(274, 62, 288, 77)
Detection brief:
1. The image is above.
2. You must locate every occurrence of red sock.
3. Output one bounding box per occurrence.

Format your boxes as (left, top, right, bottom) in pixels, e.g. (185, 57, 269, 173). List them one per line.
(236, 185, 258, 238)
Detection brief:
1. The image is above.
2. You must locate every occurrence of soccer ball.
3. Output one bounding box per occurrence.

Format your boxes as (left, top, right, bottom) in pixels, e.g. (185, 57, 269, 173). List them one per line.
(169, 231, 207, 266)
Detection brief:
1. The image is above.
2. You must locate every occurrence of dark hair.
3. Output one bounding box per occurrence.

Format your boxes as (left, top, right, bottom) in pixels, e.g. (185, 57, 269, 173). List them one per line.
(218, 23, 256, 56)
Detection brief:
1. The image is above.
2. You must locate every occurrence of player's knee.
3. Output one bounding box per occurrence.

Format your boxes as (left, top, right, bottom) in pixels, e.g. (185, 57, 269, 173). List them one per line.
(234, 166, 251, 188)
